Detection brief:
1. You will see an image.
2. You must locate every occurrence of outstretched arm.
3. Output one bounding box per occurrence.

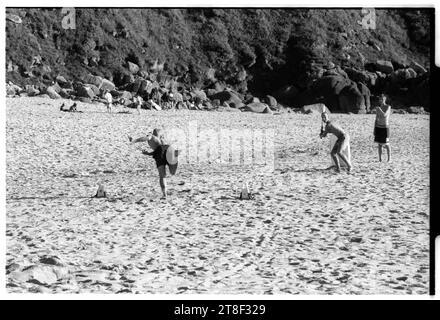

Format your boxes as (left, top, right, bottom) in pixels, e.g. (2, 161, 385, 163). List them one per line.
(128, 134, 151, 143)
(142, 149, 154, 156)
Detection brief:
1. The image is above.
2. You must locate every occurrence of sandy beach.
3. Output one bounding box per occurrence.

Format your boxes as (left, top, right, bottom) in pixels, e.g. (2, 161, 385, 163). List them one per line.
(6, 97, 430, 294)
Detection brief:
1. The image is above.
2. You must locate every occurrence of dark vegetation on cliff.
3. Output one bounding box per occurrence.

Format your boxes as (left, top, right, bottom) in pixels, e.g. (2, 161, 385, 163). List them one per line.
(6, 8, 432, 110)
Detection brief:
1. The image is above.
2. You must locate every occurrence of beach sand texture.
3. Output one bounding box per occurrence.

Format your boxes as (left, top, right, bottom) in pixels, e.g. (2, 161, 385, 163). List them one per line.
(6, 97, 429, 294)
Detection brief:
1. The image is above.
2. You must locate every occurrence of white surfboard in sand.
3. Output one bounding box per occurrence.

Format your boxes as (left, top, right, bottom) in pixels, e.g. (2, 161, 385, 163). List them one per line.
(329, 135, 351, 167)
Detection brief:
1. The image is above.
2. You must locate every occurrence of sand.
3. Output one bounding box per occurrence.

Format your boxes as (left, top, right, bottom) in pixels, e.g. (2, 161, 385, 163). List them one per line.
(6, 97, 430, 294)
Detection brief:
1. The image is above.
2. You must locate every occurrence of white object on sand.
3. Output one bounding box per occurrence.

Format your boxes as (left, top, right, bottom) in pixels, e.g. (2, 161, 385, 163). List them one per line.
(95, 183, 107, 198)
(329, 135, 351, 167)
(166, 145, 178, 165)
(240, 182, 250, 200)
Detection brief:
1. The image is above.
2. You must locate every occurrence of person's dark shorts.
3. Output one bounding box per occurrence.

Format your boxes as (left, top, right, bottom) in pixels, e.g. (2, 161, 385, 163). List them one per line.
(152, 145, 169, 168)
(374, 127, 390, 144)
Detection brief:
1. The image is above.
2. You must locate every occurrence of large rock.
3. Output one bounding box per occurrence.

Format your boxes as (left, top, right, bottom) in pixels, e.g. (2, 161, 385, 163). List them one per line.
(171, 92, 184, 102)
(408, 106, 426, 114)
(56, 75, 70, 88)
(375, 60, 394, 74)
(59, 89, 73, 98)
(344, 67, 378, 87)
(410, 61, 427, 75)
(88, 84, 100, 95)
(192, 89, 208, 102)
(209, 90, 244, 109)
(391, 68, 418, 84)
(264, 95, 278, 108)
(137, 80, 151, 96)
(100, 78, 115, 92)
(25, 85, 40, 96)
(76, 85, 95, 99)
(243, 102, 271, 113)
(46, 86, 61, 99)
(6, 82, 22, 96)
(273, 85, 299, 103)
(312, 75, 350, 97)
(338, 83, 366, 114)
(129, 79, 143, 94)
(301, 103, 329, 114)
(83, 74, 99, 86)
(127, 61, 140, 74)
(83, 74, 115, 92)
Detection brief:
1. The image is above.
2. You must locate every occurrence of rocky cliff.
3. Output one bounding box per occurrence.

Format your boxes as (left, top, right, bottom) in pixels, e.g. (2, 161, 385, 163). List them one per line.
(6, 8, 432, 112)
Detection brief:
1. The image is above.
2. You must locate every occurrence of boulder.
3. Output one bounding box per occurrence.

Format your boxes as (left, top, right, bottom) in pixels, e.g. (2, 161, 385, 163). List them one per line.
(206, 89, 217, 98)
(209, 90, 244, 108)
(338, 83, 366, 114)
(46, 86, 61, 99)
(375, 60, 394, 74)
(128, 79, 142, 94)
(408, 106, 426, 114)
(78, 97, 92, 103)
(119, 91, 133, 101)
(100, 78, 115, 92)
(243, 102, 271, 113)
(344, 67, 377, 87)
(312, 75, 350, 97)
(301, 103, 329, 114)
(83, 74, 99, 86)
(49, 82, 62, 93)
(127, 61, 140, 74)
(192, 89, 208, 102)
(25, 85, 40, 97)
(76, 85, 95, 99)
(273, 85, 299, 103)
(264, 95, 278, 108)
(88, 84, 100, 95)
(171, 92, 184, 102)
(212, 82, 226, 93)
(137, 80, 151, 96)
(56, 75, 70, 88)
(410, 61, 427, 75)
(391, 68, 418, 84)
(59, 89, 72, 98)
(407, 68, 417, 78)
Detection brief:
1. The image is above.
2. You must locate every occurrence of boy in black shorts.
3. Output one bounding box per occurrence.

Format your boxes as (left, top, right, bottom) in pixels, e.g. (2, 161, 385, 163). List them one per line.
(129, 129, 178, 198)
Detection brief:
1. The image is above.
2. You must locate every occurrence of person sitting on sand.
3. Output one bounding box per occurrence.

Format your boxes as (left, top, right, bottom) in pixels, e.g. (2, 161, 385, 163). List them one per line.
(104, 90, 113, 113)
(374, 94, 392, 162)
(320, 112, 352, 172)
(69, 102, 78, 112)
(129, 129, 178, 199)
